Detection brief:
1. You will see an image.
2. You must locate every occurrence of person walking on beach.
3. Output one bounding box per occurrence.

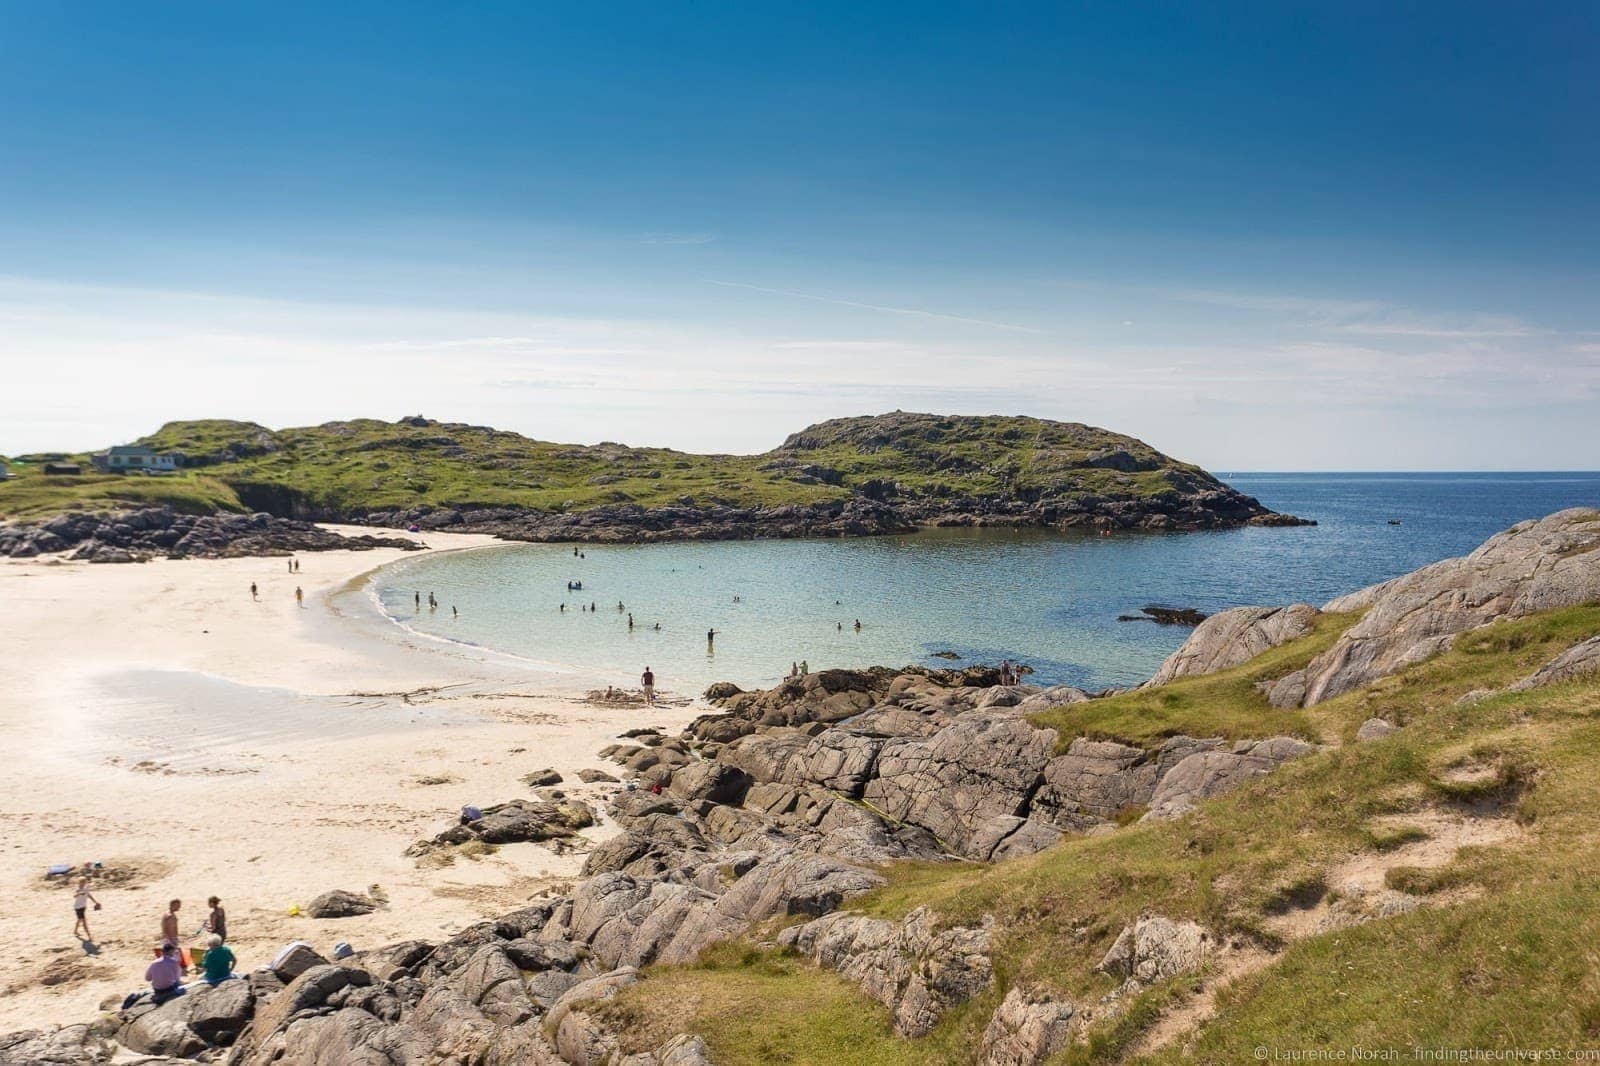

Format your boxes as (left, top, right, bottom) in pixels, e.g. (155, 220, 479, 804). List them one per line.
(72, 878, 101, 941)
(294, 586, 303, 607)
(250, 582, 258, 601)
(205, 896, 226, 942)
(641, 667, 655, 706)
(287, 559, 293, 573)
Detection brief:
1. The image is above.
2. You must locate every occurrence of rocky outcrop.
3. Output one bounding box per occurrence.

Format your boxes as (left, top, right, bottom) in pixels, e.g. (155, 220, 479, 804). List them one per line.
(862, 711, 1059, 858)
(780, 907, 995, 1037)
(0, 507, 417, 561)
(1509, 635, 1600, 692)
(1271, 509, 1600, 706)
(1142, 738, 1316, 821)
(0, 1025, 123, 1065)
(304, 890, 378, 919)
(980, 986, 1078, 1066)
(1146, 604, 1320, 686)
(406, 798, 596, 856)
(1355, 717, 1396, 741)
(1097, 916, 1213, 984)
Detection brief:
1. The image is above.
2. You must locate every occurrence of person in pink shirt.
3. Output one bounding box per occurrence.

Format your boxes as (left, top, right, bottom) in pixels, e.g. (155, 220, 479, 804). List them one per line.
(145, 942, 185, 1003)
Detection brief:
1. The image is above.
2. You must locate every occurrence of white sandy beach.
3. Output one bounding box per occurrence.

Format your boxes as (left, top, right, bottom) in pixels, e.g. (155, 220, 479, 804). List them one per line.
(0, 528, 696, 1031)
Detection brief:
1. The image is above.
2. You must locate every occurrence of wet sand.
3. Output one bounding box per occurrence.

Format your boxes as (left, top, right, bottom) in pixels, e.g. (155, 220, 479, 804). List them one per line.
(0, 527, 696, 1030)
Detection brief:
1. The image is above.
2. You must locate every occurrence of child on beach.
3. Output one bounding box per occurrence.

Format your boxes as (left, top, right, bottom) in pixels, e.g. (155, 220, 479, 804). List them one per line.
(72, 878, 101, 940)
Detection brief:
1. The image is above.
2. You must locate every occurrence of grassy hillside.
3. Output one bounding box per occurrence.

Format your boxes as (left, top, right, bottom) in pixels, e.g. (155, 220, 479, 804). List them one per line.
(0, 412, 1247, 522)
(0, 460, 243, 520)
(596, 603, 1600, 1063)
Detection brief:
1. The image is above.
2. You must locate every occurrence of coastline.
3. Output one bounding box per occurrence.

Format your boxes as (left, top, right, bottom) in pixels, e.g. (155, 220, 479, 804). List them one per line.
(0, 528, 698, 1031)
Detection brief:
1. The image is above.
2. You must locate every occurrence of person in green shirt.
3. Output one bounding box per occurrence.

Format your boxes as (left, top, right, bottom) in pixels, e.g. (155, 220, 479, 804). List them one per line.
(200, 934, 235, 985)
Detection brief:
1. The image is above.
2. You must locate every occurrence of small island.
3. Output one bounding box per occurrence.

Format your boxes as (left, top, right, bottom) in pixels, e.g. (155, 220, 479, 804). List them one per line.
(0, 412, 1309, 550)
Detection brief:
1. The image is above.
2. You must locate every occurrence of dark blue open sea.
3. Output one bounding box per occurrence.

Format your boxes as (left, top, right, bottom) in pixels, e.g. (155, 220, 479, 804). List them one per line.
(371, 474, 1600, 695)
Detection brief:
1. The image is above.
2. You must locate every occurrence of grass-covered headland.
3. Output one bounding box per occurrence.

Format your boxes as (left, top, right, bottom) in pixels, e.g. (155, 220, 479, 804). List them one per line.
(0, 412, 1303, 539)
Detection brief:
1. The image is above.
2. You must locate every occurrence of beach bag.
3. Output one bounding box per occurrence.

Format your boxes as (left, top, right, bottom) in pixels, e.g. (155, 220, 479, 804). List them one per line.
(179, 947, 192, 969)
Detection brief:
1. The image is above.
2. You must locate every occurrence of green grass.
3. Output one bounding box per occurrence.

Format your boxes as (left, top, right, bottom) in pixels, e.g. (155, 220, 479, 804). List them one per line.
(1026, 611, 1358, 751)
(0, 462, 244, 521)
(594, 944, 960, 1065)
(1, 412, 1244, 523)
(592, 603, 1600, 1063)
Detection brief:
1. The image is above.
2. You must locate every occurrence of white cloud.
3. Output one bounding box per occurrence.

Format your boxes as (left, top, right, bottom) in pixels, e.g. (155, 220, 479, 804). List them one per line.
(704, 279, 1046, 334)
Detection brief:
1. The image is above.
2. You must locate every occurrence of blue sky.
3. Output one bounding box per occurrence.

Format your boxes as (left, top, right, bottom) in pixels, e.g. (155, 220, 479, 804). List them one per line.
(1, 2, 1596, 468)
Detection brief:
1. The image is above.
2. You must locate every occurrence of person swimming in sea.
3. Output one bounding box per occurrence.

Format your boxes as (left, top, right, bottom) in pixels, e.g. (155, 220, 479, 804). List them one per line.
(853, 619, 862, 631)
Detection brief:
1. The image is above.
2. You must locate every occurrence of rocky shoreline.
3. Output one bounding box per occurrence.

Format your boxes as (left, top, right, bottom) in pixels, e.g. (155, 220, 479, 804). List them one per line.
(0, 508, 419, 562)
(357, 486, 1312, 545)
(0, 663, 1315, 1065)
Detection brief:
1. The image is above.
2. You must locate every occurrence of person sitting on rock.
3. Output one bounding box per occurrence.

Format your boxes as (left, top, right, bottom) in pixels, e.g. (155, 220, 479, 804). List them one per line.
(200, 934, 235, 985)
(145, 942, 185, 1003)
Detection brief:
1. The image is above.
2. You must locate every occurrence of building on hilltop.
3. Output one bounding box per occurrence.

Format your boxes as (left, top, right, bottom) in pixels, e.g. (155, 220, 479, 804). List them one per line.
(91, 445, 182, 474)
(42, 461, 81, 475)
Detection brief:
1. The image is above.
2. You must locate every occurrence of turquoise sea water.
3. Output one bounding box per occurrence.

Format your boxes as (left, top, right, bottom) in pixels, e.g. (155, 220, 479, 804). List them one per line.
(370, 474, 1600, 695)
